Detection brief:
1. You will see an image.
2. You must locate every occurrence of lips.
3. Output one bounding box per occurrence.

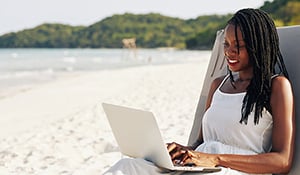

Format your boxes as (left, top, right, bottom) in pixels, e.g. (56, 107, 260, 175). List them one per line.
(226, 58, 239, 66)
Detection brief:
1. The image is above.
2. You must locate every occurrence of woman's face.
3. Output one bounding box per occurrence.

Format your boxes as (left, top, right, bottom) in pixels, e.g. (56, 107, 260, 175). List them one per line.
(224, 24, 252, 73)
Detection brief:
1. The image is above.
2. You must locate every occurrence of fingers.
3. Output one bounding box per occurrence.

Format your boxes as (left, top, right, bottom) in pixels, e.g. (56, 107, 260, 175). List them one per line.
(167, 142, 184, 157)
(180, 150, 191, 163)
(171, 149, 186, 160)
(180, 150, 197, 166)
(180, 151, 216, 167)
(179, 151, 190, 163)
(166, 142, 201, 166)
(167, 142, 187, 163)
(167, 142, 178, 152)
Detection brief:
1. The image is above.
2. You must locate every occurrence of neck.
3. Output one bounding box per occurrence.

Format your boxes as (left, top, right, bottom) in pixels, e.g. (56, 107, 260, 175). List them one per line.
(234, 73, 253, 82)
(238, 71, 253, 81)
(236, 77, 252, 82)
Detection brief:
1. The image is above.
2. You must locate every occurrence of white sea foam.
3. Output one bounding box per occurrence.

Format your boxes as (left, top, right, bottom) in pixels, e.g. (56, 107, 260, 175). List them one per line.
(62, 57, 77, 63)
(11, 53, 18, 58)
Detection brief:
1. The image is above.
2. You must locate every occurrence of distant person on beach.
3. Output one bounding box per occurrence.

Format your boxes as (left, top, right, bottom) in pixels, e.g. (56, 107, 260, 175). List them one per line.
(103, 8, 295, 175)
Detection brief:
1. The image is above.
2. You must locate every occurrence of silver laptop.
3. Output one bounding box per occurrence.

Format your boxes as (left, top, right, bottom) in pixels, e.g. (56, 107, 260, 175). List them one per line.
(102, 103, 221, 172)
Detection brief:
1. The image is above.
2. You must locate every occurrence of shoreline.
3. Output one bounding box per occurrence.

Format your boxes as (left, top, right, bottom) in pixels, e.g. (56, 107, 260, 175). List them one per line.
(0, 59, 209, 174)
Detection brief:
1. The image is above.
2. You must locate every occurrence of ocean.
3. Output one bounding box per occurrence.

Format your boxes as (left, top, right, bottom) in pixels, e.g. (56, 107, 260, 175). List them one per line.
(0, 48, 211, 98)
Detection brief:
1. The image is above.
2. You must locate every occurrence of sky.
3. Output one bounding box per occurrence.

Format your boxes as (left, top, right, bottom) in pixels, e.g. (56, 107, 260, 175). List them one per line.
(0, 0, 267, 35)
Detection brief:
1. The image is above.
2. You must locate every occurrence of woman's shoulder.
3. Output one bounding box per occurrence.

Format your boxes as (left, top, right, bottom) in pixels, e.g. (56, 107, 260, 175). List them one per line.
(271, 75, 293, 99)
(211, 75, 227, 88)
(205, 75, 228, 109)
(271, 75, 292, 91)
(209, 75, 227, 93)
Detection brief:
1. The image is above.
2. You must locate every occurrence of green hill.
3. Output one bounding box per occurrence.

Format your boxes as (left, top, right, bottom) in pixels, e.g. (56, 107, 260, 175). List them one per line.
(77, 13, 198, 48)
(79, 13, 230, 48)
(0, 0, 299, 49)
(0, 13, 229, 49)
(0, 24, 84, 48)
(261, 0, 300, 26)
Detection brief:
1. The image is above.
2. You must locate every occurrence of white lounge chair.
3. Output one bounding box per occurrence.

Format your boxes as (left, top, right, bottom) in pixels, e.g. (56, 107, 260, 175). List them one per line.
(188, 25, 300, 174)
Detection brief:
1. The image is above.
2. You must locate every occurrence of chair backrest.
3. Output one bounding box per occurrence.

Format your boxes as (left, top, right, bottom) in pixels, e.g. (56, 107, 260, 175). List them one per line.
(188, 25, 300, 174)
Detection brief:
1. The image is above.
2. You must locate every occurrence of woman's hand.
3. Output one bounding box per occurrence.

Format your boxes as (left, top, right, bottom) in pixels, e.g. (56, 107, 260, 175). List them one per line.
(167, 142, 191, 165)
(180, 150, 218, 167)
(167, 142, 218, 167)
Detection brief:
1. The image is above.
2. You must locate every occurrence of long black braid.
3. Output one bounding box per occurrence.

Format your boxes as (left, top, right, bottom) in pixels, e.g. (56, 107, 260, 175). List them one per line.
(227, 8, 289, 125)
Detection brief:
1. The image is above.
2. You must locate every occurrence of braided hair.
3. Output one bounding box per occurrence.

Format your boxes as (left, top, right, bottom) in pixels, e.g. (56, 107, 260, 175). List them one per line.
(227, 8, 289, 124)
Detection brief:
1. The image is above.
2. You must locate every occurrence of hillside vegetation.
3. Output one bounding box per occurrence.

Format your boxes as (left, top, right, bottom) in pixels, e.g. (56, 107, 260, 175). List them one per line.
(0, 0, 299, 49)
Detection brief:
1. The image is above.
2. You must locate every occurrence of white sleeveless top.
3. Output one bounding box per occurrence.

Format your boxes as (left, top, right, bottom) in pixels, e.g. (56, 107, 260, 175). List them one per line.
(196, 75, 273, 155)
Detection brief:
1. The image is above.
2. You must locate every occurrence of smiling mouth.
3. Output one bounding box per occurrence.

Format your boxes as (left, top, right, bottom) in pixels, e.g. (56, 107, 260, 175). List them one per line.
(227, 59, 238, 64)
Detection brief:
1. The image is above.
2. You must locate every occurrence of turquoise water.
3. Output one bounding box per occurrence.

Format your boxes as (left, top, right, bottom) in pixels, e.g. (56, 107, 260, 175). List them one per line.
(0, 48, 211, 97)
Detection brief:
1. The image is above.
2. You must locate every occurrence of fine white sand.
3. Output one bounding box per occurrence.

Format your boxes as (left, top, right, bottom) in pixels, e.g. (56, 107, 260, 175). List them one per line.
(0, 58, 209, 175)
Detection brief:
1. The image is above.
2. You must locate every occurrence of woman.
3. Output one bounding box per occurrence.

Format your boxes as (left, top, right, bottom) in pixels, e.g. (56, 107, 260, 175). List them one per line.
(104, 8, 295, 175)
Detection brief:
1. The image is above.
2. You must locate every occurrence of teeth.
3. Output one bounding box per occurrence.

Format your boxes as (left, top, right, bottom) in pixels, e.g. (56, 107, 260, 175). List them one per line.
(228, 59, 238, 63)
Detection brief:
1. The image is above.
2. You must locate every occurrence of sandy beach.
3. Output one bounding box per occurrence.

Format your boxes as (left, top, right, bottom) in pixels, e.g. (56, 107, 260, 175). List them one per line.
(0, 57, 209, 175)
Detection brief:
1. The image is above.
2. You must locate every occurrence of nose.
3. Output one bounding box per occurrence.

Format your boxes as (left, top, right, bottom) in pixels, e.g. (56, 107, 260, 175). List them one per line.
(224, 46, 238, 57)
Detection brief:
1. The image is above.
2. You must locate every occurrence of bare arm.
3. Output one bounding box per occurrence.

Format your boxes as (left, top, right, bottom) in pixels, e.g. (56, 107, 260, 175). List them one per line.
(184, 76, 295, 174)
